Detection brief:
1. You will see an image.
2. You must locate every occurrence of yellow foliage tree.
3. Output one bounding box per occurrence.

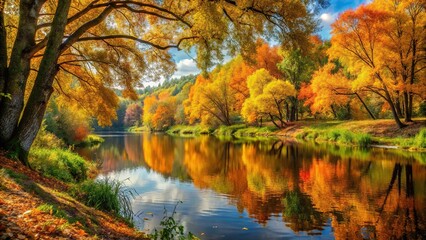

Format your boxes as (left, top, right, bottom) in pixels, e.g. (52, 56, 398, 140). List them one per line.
(255, 80, 297, 128)
(241, 69, 277, 125)
(0, 0, 324, 164)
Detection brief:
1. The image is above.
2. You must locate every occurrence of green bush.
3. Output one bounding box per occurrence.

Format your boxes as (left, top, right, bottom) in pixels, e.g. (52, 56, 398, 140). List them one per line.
(33, 123, 65, 149)
(233, 126, 276, 137)
(77, 134, 104, 147)
(338, 130, 354, 144)
(214, 124, 246, 136)
(73, 178, 134, 221)
(29, 148, 92, 182)
(327, 130, 341, 141)
(354, 133, 372, 147)
(297, 128, 372, 147)
(414, 128, 426, 148)
(167, 125, 212, 136)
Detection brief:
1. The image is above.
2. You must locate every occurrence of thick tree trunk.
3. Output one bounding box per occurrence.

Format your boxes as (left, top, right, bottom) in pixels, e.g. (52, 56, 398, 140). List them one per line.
(376, 74, 406, 128)
(289, 97, 298, 122)
(0, 0, 7, 104)
(7, 0, 71, 165)
(403, 91, 413, 122)
(407, 94, 413, 122)
(386, 96, 406, 129)
(0, 0, 45, 145)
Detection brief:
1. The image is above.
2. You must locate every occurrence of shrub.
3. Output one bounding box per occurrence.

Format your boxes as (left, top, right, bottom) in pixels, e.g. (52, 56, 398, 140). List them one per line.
(355, 133, 372, 147)
(77, 134, 104, 147)
(149, 202, 198, 240)
(33, 123, 65, 149)
(337, 130, 354, 144)
(327, 130, 341, 141)
(414, 128, 426, 148)
(214, 124, 246, 136)
(29, 148, 93, 182)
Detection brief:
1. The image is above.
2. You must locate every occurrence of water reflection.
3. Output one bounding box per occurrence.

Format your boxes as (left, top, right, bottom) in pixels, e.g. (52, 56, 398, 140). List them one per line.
(81, 133, 426, 239)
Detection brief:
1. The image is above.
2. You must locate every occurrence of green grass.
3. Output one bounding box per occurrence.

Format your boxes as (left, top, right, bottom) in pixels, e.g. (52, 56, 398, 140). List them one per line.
(77, 134, 104, 147)
(214, 124, 246, 136)
(233, 126, 277, 137)
(167, 125, 212, 136)
(29, 148, 95, 183)
(414, 128, 426, 148)
(71, 178, 135, 223)
(297, 128, 372, 147)
(371, 128, 426, 150)
(37, 203, 68, 219)
(128, 125, 151, 132)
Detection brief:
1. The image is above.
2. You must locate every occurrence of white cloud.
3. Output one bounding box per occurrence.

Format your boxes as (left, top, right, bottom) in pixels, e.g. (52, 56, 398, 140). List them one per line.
(172, 58, 200, 79)
(320, 13, 336, 23)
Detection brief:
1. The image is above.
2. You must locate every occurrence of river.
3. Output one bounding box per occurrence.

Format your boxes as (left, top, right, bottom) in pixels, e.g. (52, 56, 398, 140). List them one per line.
(78, 132, 426, 239)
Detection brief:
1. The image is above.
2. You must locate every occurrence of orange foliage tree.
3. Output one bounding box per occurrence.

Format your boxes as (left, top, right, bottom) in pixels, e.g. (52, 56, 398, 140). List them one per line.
(329, 0, 425, 127)
(0, 0, 324, 164)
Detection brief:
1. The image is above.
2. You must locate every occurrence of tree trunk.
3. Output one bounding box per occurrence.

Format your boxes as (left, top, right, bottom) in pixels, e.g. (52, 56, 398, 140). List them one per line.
(355, 93, 376, 120)
(376, 73, 406, 128)
(0, 0, 7, 105)
(330, 105, 337, 119)
(387, 96, 406, 129)
(269, 114, 281, 129)
(0, 0, 45, 145)
(403, 91, 412, 122)
(395, 93, 403, 118)
(7, 0, 71, 165)
(289, 97, 298, 122)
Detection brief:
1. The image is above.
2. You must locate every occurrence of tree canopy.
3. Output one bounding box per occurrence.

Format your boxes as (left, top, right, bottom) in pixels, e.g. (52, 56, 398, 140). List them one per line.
(0, 0, 324, 164)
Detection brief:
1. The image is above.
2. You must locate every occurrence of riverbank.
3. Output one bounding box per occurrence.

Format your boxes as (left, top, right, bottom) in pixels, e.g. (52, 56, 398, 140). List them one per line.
(0, 153, 146, 239)
(158, 119, 426, 150)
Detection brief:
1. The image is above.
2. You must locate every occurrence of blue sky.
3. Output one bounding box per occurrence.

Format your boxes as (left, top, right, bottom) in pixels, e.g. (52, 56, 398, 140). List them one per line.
(318, 0, 371, 39)
(168, 0, 370, 80)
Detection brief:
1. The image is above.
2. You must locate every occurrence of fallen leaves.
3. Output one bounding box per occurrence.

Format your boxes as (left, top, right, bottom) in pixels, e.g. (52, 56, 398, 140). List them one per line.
(0, 155, 147, 239)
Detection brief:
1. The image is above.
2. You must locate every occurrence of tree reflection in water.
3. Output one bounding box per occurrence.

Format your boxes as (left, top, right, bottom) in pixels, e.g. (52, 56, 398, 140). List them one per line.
(81, 133, 426, 239)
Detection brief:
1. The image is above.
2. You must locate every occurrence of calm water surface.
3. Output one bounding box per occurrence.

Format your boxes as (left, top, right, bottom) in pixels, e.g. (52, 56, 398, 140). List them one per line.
(79, 133, 426, 239)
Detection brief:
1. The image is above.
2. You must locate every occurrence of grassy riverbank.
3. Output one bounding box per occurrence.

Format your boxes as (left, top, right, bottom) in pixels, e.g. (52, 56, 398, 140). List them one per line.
(163, 119, 426, 150)
(0, 149, 145, 239)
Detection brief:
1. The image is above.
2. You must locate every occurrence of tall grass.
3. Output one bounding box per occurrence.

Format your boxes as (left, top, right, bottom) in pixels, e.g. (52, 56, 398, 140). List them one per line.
(29, 148, 94, 182)
(214, 124, 246, 136)
(149, 201, 198, 240)
(414, 128, 426, 148)
(297, 129, 372, 147)
(73, 178, 135, 222)
(167, 125, 212, 136)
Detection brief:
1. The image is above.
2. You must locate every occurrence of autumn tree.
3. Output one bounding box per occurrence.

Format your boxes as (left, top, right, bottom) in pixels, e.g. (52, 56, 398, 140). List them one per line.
(185, 65, 237, 126)
(277, 36, 329, 121)
(242, 69, 296, 128)
(301, 62, 376, 119)
(255, 80, 297, 128)
(329, 0, 425, 127)
(124, 103, 142, 127)
(0, 0, 326, 164)
(44, 98, 91, 145)
(241, 69, 276, 125)
(278, 49, 313, 121)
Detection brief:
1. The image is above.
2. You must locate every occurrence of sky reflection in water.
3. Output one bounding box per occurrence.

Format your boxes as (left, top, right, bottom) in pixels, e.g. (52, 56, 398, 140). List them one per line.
(79, 133, 426, 240)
